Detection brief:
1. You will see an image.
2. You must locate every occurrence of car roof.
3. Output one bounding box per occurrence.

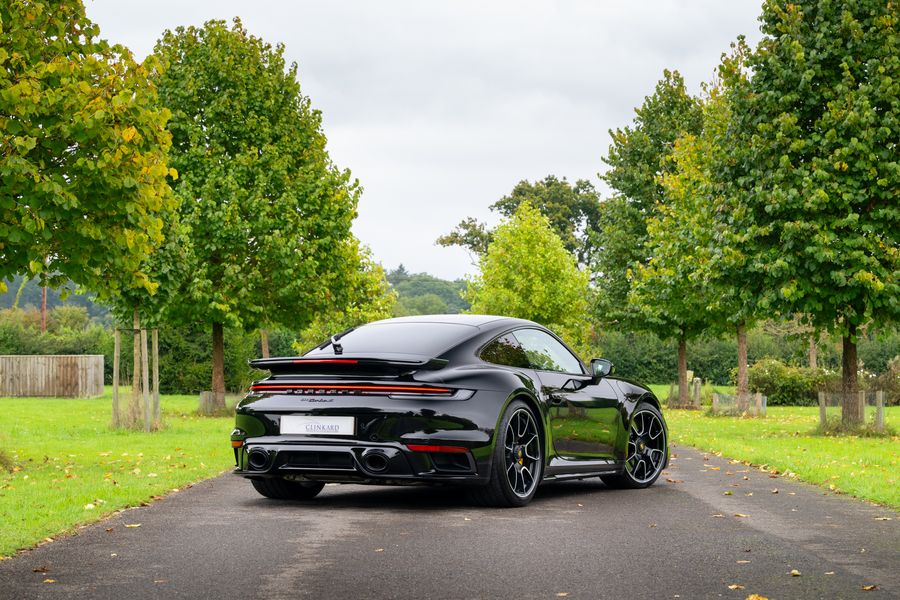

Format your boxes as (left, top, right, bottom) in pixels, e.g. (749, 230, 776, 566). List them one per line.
(367, 314, 538, 330)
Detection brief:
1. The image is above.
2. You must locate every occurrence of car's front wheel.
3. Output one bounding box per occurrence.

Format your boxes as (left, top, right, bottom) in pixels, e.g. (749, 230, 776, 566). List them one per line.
(251, 477, 325, 500)
(469, 400, 543, 507)
(602, 402, 667, 489)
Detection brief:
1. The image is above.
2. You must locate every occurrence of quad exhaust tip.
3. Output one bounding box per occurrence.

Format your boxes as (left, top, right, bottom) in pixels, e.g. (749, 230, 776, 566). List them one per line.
(361, 451, 389, 473)
(247, 448, 270, 470)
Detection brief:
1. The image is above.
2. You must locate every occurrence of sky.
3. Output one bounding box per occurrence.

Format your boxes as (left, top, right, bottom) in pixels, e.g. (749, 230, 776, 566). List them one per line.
(85, 1, 764, 281)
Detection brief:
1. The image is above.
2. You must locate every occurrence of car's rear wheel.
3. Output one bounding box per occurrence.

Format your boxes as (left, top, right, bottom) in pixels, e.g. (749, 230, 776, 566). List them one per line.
(468, 400, 543, 507)
(251, 477, 325, 500)
(602, 402, 667, 489)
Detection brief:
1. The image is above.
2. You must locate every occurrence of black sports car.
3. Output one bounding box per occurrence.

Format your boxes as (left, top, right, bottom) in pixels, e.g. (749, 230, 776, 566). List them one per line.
(231, 315, 668, 507)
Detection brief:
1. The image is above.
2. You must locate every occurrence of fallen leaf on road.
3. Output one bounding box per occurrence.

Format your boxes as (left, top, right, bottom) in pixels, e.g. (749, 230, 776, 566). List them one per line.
(375, 548, 384, 553)
(736, 560, 751, 564)
(724, 491, 733, 496)
(745, 595, 769, 600)
(124, 524, 141, 528)
(105, 528, 113, 533)
(745, 492, 753, 497)
(789, 569, 801, 577)
(555, 593, 569, 597)
(771, 489, 779, 494)
(463, 517, 471, 521)
(577, 503, 583, 507)
(712, 514, 725, 518)
(788, 492, 795, 496)
(873, 517, 892, 521)
(665, 478, 683, 483)
(154, 580, 169, 584)
(824, 572, 834, 575)
(862, 585, 878, 591)
(32, 566, 49, 573)
(728, 584, 745, 590)
(648, 523, 657, 528)
(734, 513, 750, 518)
(42, 579, 55, 584)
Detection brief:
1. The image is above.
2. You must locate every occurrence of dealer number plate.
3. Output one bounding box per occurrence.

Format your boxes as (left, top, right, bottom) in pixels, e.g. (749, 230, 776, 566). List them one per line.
(280, 415, 355, 436)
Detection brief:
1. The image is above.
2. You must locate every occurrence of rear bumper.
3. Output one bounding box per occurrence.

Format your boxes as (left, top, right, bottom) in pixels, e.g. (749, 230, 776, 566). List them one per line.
(233, 439, 491, 485)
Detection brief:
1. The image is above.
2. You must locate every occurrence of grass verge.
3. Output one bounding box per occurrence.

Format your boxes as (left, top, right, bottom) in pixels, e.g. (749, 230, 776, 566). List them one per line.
(0, 389, 234, 557)
(665, 406, 899, 508)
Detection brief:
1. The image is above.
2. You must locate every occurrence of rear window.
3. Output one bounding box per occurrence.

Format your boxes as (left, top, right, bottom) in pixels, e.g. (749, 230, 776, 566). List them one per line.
(304, 322, 477, 357)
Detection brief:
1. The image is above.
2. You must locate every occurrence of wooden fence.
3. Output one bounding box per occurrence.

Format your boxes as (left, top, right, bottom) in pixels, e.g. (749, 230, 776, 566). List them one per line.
(0, 355, 104, 398)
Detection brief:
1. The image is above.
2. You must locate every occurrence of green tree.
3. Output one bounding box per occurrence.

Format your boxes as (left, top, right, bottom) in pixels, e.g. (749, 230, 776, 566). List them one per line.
(728, 1, 900, 424)
(629, 128, 711, 405)
(437, 175, 601, 266)
(466, 203, 590, 353)
(386, 267, 469, 314)
(593, 70, 703, 326)
(0, 0, 177, 296)
(153, 19, 360, 412)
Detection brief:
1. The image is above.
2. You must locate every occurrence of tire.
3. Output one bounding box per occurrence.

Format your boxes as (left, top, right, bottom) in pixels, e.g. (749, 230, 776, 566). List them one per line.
(468, 400, 543, 507)
(602, 402, 667, 489)
(251, 477, 326, 500)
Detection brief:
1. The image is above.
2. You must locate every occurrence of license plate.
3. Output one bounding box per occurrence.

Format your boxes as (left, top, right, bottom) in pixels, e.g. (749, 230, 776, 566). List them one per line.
(280, 415, 355, 436)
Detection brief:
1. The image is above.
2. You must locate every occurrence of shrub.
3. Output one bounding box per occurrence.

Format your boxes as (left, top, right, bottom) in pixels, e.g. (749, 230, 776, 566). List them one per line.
(872, 356, 900, 406)
(747, 358, 822, 406)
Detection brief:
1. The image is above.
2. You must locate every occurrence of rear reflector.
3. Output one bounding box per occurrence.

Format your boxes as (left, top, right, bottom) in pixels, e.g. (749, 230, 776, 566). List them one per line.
(250, 384, 452, 395)
(406, 444, 469, 454)
(231, 440, 244, 448)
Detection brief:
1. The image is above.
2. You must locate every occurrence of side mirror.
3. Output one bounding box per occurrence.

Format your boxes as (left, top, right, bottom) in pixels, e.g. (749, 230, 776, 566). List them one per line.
(590, 358, 613, 378)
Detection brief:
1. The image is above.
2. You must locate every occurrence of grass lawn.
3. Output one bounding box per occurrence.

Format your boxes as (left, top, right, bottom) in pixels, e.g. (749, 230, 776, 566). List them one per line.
(665, 406, 900, 508)
(0, 389, 235, 557)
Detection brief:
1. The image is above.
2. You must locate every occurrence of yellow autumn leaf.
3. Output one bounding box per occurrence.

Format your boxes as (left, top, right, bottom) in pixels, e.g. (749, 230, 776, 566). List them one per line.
(122, 126, 137, 142)
(728, 584, 745, 590)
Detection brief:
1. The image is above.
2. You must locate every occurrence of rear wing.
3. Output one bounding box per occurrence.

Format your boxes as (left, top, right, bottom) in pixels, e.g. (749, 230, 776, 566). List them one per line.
(249, 355, 449, 377)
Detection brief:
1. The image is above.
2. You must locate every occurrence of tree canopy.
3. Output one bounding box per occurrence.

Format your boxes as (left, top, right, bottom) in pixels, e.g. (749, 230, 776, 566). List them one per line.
(437, 175, 600, 266)
(152, 19, 361, 408)
(593, 70, 704, 325)
(0, 0, 177, 297)
(465, 202, 590, 352)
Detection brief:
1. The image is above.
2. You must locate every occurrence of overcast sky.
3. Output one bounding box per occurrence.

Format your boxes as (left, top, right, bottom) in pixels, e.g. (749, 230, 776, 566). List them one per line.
(86, 1, 764, 281)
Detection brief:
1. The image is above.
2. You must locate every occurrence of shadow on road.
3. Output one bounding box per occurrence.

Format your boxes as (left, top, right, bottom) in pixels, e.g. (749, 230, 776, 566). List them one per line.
(236, 478, 620, 512)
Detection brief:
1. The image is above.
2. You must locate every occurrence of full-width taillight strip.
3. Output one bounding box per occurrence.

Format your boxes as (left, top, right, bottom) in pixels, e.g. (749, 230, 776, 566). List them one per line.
(406, 444, 469, 454)
(250, 384, 452, 394)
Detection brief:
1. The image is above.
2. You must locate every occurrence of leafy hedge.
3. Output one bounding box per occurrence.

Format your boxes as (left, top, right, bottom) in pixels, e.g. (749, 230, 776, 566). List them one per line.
(746, 358, 822, 406)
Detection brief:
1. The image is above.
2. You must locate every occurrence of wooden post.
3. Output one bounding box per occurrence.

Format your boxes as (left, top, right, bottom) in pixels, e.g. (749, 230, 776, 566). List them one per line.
(112, 329, 120, 428)
(875, 391, 884, 432)
(152, 328, 160, 426)
(131, 309, 141, 428)
(858, 390, 867, 425)
(712, 393, 719, 414)
(141, 327, 151, 433)
(818, 391, 827, 428)
(691, 377, 701, 409)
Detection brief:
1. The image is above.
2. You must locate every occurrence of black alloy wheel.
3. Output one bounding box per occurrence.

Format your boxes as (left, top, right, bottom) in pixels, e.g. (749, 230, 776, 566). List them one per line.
(602, 402, 667, 489)
(469, 400, 543, 507)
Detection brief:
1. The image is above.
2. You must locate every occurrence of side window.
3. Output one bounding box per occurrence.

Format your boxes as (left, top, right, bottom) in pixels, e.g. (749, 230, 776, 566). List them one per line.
(513, 329, 584, 374)
(480, 334, 530, 368)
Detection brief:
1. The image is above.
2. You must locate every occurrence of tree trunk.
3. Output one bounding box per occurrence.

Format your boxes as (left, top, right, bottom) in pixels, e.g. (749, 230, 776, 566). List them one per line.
(678, 334, 688, 407)
(129, 308, 142, 428)
(207, 322, 227, 414)
(841, 324, 862, 426)
(40, 285, 47, 334)
(112, 328, 120, 428)
(736, 323, 749, 411)
(808, 335, 818, 369)
(260, 329, 270, 359)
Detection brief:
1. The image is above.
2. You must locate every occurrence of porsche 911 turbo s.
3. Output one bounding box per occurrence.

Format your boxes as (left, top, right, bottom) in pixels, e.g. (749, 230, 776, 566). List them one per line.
(231, 315, 668, 507)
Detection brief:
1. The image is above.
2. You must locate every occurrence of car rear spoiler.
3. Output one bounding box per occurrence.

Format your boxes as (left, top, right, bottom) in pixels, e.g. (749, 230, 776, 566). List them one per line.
(249, 355, 449, 377)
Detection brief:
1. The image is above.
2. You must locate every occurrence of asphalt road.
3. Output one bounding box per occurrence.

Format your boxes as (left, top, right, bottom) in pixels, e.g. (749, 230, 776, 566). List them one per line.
(1, 445, 897, 600)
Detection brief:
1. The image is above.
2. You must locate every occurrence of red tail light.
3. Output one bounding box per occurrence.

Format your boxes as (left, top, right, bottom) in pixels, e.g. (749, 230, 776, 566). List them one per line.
(406, 444, 470, 454)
